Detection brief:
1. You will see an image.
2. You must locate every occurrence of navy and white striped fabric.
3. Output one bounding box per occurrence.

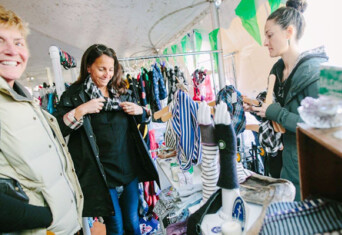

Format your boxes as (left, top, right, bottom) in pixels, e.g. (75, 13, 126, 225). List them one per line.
(260, 198, 342, 235)
(171, 89, 202, 170)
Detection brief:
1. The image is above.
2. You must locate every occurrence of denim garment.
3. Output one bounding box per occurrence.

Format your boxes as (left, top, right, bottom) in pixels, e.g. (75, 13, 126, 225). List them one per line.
(153, 63, 167, 107)
(103, 178, 141, 235)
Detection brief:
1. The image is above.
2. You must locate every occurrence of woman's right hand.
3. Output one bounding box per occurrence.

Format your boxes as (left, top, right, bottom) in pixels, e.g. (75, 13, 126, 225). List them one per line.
(75, 98, 105, 120)
(243, 103, 253, 112)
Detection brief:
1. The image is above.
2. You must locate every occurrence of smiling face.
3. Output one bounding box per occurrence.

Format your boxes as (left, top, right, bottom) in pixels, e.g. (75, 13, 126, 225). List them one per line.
(87, 54, 115, 90)
(0, 25, 29, 87)
(264, 19, 289, 58)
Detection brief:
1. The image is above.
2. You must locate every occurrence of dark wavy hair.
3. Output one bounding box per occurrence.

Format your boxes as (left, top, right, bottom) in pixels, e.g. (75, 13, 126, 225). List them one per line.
(75, 44, 127, 94)
(267, 0, 307, 40)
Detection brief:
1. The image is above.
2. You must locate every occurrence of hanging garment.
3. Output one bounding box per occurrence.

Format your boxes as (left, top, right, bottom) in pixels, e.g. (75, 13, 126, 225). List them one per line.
(167, 67, 177, 104)
(59, 48, 77, 69)
(152, 63, 167, 108)
(204, 73, 214, 102)
(161, 64, 168, 95)
(127, 74, 141, 105)
(192, 69, 206, 101)
(149, 129, 158, 159)
(171, 90, 202, 171)
(260, 198, 342, 235)
(216, 85, 246, 135)
(138, 72, 148, 106)
(167, 66, 186, 104)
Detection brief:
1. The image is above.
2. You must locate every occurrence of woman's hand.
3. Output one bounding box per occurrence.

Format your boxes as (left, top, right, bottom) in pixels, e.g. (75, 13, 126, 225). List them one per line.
(243, 103, 254, 112)
(75, 98, 105, 120)
(120, 102, 143, 115)
(251, 102, 269, 118)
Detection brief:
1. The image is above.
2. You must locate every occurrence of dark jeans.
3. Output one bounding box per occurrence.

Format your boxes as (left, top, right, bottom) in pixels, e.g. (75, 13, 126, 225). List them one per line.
(103, 178, 141, 235)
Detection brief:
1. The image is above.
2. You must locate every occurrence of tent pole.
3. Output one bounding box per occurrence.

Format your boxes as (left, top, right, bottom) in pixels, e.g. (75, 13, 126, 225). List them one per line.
(210, 0, 226, 90)
(118, 50, 221, 61)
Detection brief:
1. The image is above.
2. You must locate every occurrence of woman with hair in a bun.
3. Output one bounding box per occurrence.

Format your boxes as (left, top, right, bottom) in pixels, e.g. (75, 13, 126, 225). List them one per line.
(249, 0, 329, 200)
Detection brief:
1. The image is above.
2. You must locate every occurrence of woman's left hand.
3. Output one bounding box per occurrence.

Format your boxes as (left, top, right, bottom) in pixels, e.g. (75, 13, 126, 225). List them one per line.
(120, 102, 143, 115)
(251, 102, 270, 118)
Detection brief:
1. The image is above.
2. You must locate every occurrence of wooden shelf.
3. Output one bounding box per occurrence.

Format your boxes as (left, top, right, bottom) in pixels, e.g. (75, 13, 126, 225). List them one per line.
(297, 123, 342, 202)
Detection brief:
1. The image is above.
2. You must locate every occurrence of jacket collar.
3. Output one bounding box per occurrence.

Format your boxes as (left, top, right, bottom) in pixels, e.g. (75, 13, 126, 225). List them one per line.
(0, 76, 33, 102)
(284, 46, 328, 105)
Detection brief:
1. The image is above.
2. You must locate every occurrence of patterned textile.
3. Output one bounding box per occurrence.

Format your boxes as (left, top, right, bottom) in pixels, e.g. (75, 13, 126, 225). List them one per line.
(216, 85, 246, 135)
(166, 219, 187, 235)
(260, 198, 342, 235)
(204, 73, 214, 102)
(149, 129, 158, 159)
(171, 90, 202, 171)
(154, 186, 201, 230)
(152, 63, 167, 109)
(63, 108, 83, 130)
(167, 68, 177, 104)
(167, 66, 186, 104)
(192, 69, 206, 101)
(127, 74, 141, 105)
(259, 120, 283, 157)
(139, 216, 160, 235)
(165, 118, 177, 149)
(236, 162, 253, 183)
(201, 145, 219, 203)
(138, 72, 148, 106)
(251, 91, 283, 157)
(84, 76, 121, 111)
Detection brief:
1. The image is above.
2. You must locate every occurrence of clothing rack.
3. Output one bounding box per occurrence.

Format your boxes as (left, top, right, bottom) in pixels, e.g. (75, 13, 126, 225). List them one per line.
(118, 50, 222, 61)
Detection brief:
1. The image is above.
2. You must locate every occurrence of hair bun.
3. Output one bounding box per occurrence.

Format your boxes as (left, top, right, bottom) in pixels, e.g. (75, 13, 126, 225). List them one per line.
(286, 0, 307, 13)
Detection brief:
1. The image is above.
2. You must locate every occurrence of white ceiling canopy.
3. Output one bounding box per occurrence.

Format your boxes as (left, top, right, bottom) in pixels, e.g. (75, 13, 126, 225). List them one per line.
(1, 0, 212, 80)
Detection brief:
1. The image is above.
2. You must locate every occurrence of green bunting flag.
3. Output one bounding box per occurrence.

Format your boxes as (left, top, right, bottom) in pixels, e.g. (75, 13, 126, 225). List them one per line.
(163, 48, 169, 62)
(209, 28, 220, 72)
(193, 29, 203, 61)
(268, 0, 285, 13)
(181, 34, 191, 63)
(171, 44, 179, 63)
(235, 0, 262, 45)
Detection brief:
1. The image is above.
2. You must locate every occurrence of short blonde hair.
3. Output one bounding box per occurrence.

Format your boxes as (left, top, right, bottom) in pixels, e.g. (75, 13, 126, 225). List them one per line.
(0, 5, 29, 38)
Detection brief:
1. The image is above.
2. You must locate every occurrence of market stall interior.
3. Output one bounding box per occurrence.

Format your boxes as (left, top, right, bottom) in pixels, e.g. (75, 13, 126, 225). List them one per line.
(1, 0, 342, 234)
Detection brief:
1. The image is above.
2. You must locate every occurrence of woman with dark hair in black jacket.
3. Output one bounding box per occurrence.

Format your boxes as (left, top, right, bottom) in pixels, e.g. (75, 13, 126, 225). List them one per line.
(54, 44, 159, 235)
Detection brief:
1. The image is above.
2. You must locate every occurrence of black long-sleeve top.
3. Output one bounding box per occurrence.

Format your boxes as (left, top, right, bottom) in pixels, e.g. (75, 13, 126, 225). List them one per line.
(0, 193, 52, 232)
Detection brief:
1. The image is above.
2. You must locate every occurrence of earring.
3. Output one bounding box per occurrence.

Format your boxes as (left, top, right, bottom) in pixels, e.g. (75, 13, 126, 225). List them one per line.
(288, 39, 291, 46)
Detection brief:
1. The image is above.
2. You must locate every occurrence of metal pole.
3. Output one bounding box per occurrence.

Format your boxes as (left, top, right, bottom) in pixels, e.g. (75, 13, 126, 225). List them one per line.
(118, 50, 222, 61)
(210, 0, 226, 90)
(49, 46, 65, 98)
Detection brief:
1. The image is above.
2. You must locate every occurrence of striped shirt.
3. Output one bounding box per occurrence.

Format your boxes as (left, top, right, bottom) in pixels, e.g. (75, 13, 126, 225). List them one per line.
(260, 198, 342, 235)
(171, 90, 202, 171)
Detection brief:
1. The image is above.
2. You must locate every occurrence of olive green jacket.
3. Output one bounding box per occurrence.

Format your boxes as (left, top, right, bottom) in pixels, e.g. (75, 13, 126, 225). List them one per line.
(266, 47, 328, 200)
